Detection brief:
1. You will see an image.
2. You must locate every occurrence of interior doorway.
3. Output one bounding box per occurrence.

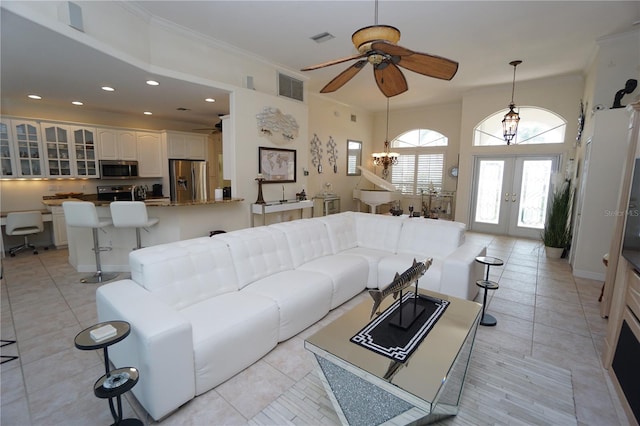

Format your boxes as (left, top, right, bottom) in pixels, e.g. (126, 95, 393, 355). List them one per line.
(470, 155, 560, 238)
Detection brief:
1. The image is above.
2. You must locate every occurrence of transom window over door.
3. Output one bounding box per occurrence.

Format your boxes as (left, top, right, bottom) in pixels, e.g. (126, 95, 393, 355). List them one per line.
(474, 107, 566, 146)
(390, 129, 447, 195)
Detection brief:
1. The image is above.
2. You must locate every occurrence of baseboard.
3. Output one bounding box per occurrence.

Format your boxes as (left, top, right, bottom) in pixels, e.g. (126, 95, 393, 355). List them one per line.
(572, 269, 605, 281)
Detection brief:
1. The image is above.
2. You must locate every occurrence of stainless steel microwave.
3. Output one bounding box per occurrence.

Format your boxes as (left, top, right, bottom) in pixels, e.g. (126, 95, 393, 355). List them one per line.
(100, 160, 139, 179)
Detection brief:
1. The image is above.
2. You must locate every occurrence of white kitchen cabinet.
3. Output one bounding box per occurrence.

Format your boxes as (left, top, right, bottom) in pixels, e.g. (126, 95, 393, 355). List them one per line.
(97, 128, 137, 160)
(41, 123, 74, 177)
(50, 206, 68, 247)
(0, 119, 16, 177)
(41, 123, 99, 178)
(137, 131, 163, 177)
(165, 131, 207, 160)
(70, 126, 99, 178)
(11, 119, 45, 177)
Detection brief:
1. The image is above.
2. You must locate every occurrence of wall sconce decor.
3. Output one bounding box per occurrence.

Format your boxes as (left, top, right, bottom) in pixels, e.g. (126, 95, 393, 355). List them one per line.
(310, 134, 323, 173)
(327, 136, 338, 173)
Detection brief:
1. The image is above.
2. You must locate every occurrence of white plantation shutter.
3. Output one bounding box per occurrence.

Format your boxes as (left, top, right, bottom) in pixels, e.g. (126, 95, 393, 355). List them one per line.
(391, 155, 416, 194)
(391, 153, 444, 195)
(417, 154, 444, 193)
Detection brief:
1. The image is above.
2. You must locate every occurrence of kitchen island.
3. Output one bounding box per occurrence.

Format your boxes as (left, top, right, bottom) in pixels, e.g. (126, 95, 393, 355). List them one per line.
(42, 197, 244, 273)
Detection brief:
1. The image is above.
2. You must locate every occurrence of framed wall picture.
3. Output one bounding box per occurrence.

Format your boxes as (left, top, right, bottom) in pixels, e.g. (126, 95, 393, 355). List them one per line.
(258, 147, 296, 183)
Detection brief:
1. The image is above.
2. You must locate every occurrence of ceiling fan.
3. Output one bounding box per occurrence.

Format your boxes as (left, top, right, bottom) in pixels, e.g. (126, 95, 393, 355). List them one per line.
(193, 119, 223, 134)
(301, 4, 458, 98)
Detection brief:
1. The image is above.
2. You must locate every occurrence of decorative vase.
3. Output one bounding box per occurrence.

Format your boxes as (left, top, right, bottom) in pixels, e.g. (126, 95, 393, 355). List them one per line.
(544, 246, 563, 259)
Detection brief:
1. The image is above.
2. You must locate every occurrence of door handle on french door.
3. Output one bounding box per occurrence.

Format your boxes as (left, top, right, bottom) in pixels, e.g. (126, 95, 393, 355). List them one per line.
(512, 193, 517, 202)
(505, 192, 510, 202)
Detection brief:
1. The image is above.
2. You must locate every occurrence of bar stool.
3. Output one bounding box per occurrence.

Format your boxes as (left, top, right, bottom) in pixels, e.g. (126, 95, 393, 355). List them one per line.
(109, 201, 159, 250)
(62, 201, 118, 284)
(5, 211, 45, 256)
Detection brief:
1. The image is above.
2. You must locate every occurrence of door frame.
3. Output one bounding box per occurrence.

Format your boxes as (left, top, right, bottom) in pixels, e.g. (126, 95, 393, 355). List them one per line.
(470, 154, 561, 237)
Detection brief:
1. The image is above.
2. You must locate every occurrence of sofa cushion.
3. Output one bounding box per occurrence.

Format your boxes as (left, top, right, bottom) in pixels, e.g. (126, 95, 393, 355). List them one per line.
(216, 227, 294, 289)
(353, 212, 403, 252)
(397, 218, 465, 258)
(317, 211, 358, 253)
(179, 292, 279, 395)
(270, 219, 333, 267)
(129, 237, 239, 310)
(297, 254, 369, 309)
(241, 270, 333, 341)
(340, 247, 394, 288)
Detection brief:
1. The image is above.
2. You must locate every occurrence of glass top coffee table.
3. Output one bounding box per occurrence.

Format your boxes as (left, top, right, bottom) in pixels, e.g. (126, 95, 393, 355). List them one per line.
(305, 289, 481, 426)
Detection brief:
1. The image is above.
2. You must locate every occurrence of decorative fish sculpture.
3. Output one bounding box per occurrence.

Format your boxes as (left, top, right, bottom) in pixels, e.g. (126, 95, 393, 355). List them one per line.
(369, 258, 433, 318)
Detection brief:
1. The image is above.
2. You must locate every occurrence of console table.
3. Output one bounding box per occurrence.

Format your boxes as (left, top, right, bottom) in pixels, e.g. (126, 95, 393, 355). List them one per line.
(251, 200, 313, 226)
(305, 289, 481, 425)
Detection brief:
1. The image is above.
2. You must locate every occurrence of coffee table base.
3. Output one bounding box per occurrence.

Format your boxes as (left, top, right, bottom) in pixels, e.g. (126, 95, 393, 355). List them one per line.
(314, 355, 460, 426)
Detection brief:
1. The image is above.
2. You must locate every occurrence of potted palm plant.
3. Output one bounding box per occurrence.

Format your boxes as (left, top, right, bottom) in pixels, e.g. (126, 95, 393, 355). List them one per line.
(541, 180, 572, 258)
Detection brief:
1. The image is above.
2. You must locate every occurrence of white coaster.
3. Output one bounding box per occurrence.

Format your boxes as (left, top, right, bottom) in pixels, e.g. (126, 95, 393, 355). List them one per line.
(90, 324, 117, 341)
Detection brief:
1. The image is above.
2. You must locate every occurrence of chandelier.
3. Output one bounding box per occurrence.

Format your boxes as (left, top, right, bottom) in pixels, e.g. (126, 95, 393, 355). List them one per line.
(502, 60, 522, 145)
(372, 98, 398, 178)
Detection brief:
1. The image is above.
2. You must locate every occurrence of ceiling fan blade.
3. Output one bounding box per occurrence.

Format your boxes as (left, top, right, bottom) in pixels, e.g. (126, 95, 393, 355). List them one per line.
(320, 60, 368, 93)
(301, 53, 366, 71)
(398, 52, 459, 80)
(374, 62, 408, 97)
(371, 41, 413, 56)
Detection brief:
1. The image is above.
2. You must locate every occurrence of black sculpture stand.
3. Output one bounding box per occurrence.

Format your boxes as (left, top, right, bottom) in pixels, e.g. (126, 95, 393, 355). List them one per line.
(389, 280, 425, 330)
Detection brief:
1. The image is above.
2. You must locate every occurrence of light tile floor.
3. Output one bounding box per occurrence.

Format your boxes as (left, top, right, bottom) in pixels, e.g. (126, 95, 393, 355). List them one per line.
(0, 233, 631, 425)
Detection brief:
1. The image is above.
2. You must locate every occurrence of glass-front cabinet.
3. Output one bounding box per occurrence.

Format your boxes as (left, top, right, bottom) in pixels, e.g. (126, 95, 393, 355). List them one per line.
(13, 120, 44, 177)
(42, 123, 73, 177)
(71, 127, 98, 177)
(0, 120, 16, 177)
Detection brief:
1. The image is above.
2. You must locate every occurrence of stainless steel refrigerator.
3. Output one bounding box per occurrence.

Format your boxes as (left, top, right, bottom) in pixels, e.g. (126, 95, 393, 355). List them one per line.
(169, 159, 209, 202)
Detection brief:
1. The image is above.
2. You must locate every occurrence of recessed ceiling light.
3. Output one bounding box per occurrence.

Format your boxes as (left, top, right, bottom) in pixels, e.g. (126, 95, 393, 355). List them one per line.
(146, 80, 160, 86)
(101, 86, 115, 92)
(205, 98, 215, 103)
(72, 101, 83, 106)
(27, 94, 42, 100)
(143, 111, 153, 115)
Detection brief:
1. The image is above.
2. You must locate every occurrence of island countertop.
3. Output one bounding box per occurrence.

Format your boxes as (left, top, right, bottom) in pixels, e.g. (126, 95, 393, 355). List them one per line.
(42, 197, 244, 207)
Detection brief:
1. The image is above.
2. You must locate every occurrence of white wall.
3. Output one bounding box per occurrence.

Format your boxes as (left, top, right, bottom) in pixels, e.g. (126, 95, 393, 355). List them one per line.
(307, 95, 374, 212)
(457, 74, 584, 225)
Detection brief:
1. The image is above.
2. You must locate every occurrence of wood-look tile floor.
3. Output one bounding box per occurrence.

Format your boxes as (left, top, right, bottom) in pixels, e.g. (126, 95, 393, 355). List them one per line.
(0, 233, 631, 425)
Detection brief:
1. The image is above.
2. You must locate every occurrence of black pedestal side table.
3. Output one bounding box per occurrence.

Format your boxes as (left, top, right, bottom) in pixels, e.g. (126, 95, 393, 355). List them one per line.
(75, 320, 143, 426)
(474, 256, 504, 327)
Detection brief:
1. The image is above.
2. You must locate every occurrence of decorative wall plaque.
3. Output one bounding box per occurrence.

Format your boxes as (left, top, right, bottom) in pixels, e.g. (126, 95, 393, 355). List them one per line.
(256, 107, 299, 145)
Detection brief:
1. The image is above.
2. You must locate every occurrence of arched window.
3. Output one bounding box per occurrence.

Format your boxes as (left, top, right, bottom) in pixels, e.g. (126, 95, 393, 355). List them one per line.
(390, 129, 448, 195)
(474, 107, 566, 146)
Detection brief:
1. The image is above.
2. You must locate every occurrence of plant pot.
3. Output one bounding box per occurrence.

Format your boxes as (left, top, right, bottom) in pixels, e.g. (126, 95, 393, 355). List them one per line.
(544, 246, 564, 259)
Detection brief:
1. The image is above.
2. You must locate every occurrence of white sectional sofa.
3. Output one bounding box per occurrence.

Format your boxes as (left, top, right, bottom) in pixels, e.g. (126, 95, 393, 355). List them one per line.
(96, 212, 486, 420)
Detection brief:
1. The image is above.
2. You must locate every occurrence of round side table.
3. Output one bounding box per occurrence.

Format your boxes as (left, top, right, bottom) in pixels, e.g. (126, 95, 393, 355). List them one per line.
(474, 256, 504, 327)
(75, 321, 142, 426)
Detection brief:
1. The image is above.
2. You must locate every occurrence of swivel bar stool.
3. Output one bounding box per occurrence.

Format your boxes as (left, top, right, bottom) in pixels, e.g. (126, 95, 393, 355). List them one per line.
(62, 201, 118, 284)
(109, 201, 159, 250)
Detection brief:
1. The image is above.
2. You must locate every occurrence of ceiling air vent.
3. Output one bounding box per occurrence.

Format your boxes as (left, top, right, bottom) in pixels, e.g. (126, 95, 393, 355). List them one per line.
(278, 72, 304, 102)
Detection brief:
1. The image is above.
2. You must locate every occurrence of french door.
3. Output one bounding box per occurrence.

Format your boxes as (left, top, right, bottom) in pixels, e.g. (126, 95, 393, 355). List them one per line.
(471, 155, 559, 238)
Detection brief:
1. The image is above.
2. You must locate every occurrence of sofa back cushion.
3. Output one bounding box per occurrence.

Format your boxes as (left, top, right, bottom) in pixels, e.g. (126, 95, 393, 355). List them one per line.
(270, 219, 333, 268)
(317, 211, 358, 253)
(397, 219, 465, 257)
(216, 227, 294, 289)
(353, 212, 403, 251)
(129, 237, 239, 310)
